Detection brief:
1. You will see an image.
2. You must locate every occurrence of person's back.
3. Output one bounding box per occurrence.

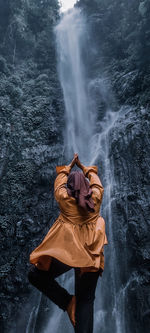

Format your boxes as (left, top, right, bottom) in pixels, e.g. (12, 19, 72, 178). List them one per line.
(55, 163, 103, 218)
(28, 154, 108, 332)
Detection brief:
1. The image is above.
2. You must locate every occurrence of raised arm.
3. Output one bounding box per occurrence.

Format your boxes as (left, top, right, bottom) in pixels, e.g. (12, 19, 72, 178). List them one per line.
(76, 157, 104, 203)
(54, 165, 70, 202)
(54, 154, 78, 202)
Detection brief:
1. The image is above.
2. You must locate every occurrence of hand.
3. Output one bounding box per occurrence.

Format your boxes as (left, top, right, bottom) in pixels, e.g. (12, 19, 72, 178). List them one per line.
(75, 156, 84, 171)
(69, 153, 78, 169)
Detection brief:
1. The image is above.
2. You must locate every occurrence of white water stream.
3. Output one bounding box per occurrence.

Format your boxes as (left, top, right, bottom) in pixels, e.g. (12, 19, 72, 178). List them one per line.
(53, 7, 127, 333)
(26, 7, 129, 333)
(55, 8, 95, 164)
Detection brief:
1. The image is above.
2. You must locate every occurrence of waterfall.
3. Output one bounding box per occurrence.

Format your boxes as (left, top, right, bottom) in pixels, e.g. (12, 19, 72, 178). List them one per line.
(55, 8, 95, 164)
(26, 7, 129, 333)
(26, 294, 42, 333)
(52, 6, 128, 333)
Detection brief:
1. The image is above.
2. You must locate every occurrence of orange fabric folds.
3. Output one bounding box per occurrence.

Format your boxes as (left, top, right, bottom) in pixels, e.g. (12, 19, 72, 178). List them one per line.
(29, 165, 108, 276)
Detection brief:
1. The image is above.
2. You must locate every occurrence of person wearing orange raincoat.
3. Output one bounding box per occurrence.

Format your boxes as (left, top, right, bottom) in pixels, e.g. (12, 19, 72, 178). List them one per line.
(28, 154, 108, 332)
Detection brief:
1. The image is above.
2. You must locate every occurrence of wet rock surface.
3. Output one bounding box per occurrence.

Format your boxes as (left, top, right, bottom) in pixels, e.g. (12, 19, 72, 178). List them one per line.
(0, 69, 64, 331)
(0, 1, 150, 332)
(108, 106, 150, 332)
(0, 1, 65, 331)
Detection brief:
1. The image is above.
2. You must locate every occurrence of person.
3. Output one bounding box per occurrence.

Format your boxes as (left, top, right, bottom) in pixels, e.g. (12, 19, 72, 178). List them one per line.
(28, 154, 108, 332)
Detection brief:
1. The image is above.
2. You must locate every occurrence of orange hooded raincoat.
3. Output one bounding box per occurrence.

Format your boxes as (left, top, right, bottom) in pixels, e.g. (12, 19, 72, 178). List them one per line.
(29, 165, 108, 276)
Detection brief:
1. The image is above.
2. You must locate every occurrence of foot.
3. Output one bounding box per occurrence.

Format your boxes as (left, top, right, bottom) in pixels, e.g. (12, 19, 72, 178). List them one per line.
(66, 295, 76, 327)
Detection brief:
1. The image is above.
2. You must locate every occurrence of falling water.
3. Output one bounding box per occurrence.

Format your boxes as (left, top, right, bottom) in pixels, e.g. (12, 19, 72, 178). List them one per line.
(53, 6, 129, 333)
(26, 7, 130, 333)
(26, 294, 42, 333)
(55, 8, 95, 164)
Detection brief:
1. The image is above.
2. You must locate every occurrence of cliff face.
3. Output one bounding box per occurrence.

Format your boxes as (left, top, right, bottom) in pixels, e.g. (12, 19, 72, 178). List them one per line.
(109, 106, 150, 332)
(1, 0, 150, 332)
(76, 1, 150, 332)
(0, 1, 65, 332)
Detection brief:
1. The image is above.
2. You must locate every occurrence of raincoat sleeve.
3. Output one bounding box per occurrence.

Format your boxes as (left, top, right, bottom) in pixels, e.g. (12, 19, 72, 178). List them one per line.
(82, 165, 104, 203)
(54, 165, 71, 202)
